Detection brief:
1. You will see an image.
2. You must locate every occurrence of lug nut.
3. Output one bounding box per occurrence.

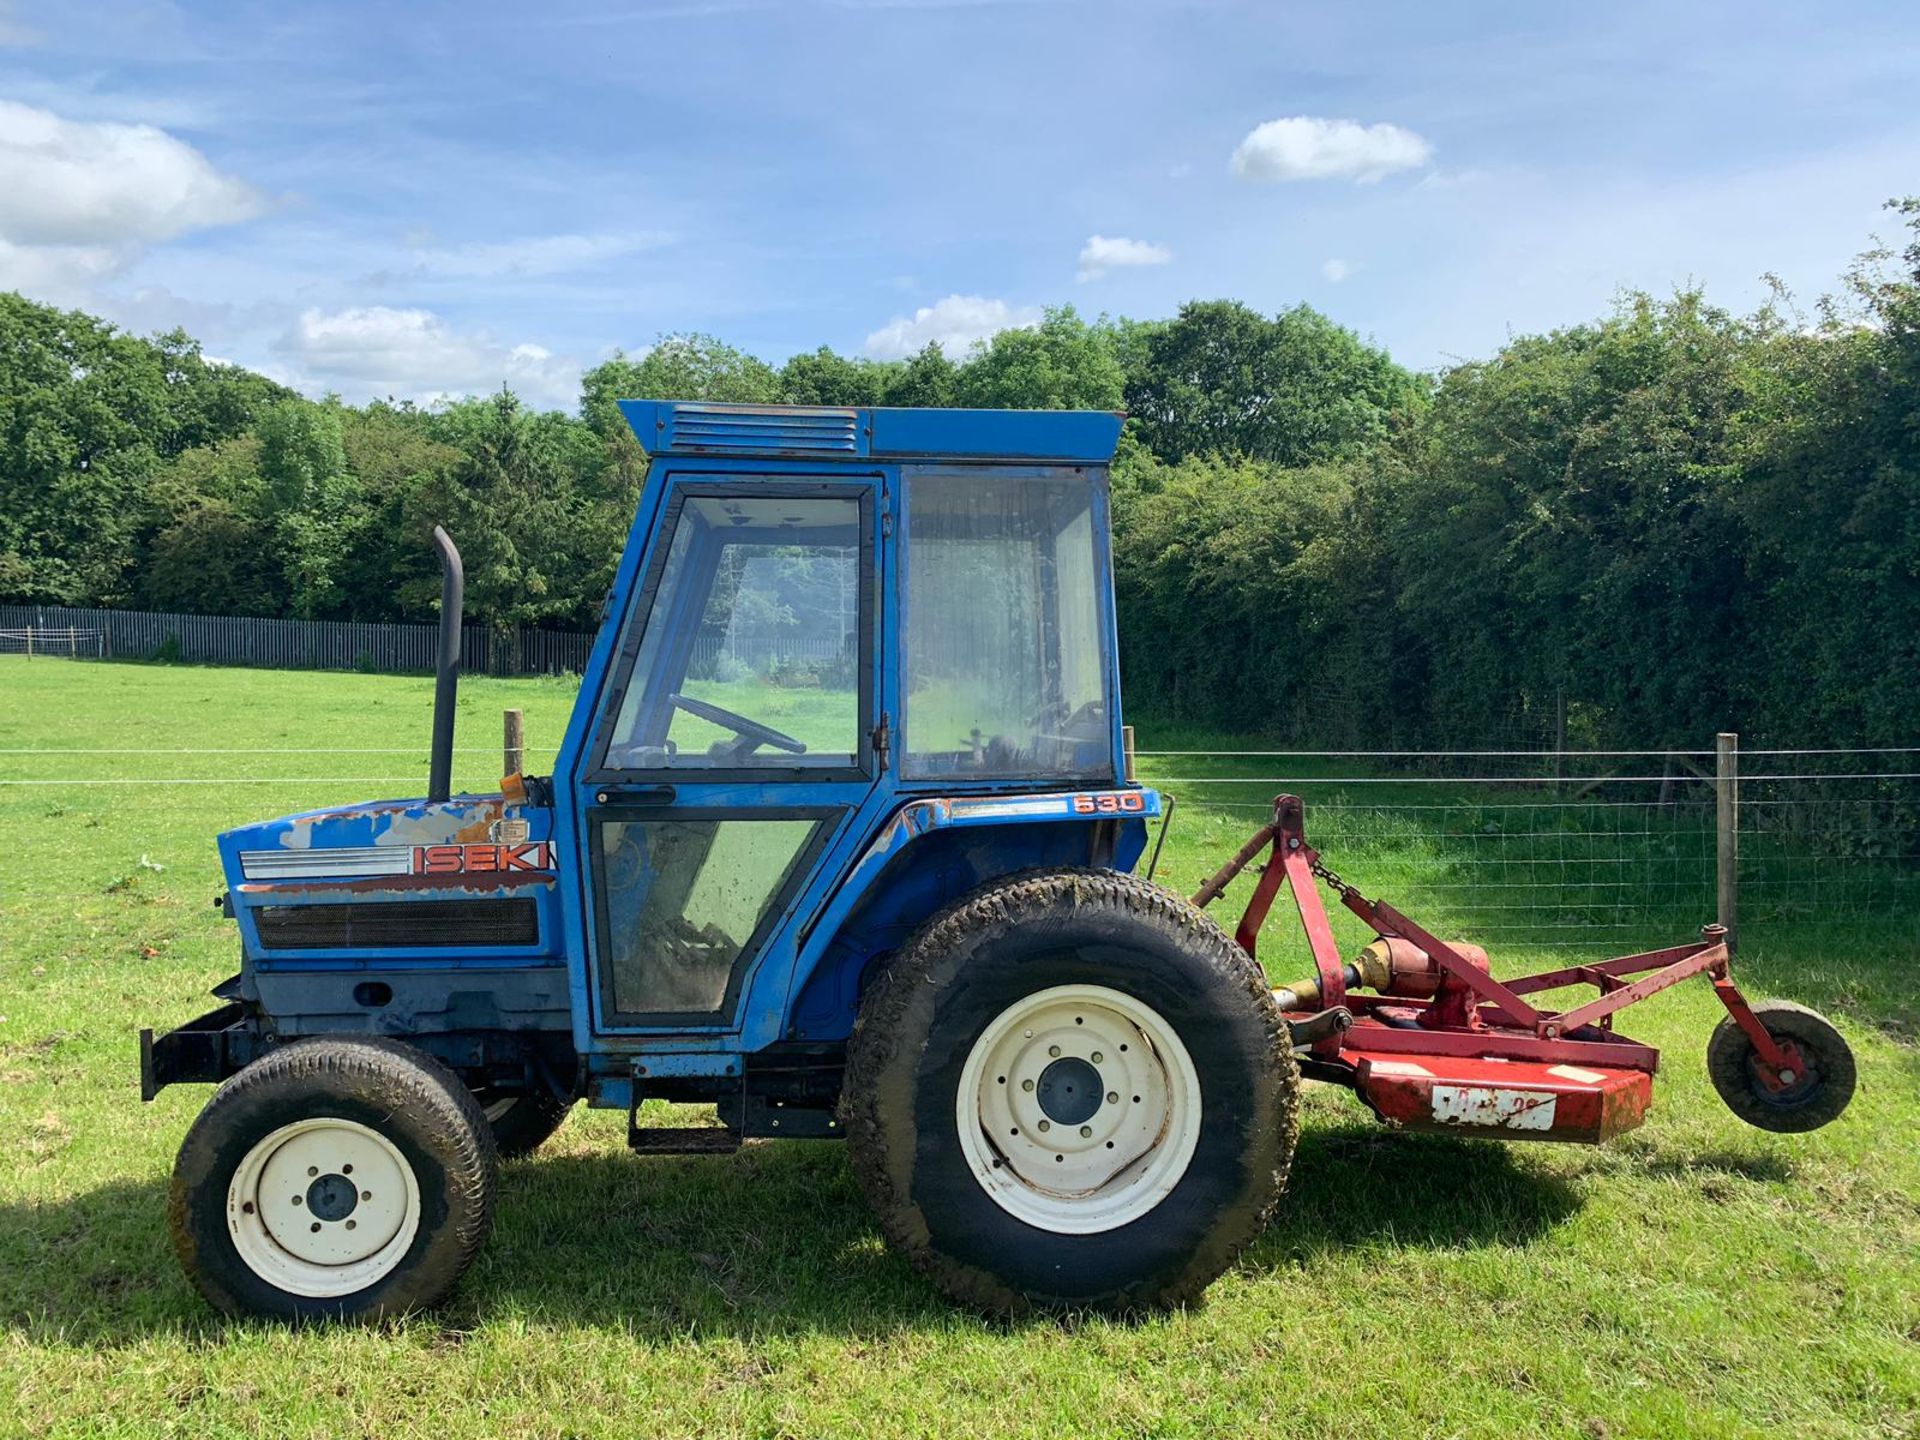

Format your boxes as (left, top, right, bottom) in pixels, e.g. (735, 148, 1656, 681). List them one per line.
(1022, 1079, 1035, 1092)
(1091, 1051, 1103, 1064)
(307, 1166, 318, 1177)
(1107, 1091, 1119, 1103)
(361, 1190, 371, 1201)
(1038, 1120, 1051, 1132)
(1080, 1126, 1093, 1138)
(1048, 1045, 1061, 1057)
(291, 1195, 303, 1207)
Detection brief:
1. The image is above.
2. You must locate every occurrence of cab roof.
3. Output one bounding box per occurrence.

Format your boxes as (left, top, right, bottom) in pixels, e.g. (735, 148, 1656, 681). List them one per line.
(617, 399, 1124, 465)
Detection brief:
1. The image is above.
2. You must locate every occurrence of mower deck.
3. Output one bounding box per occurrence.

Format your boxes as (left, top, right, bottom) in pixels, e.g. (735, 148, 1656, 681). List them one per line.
(1342, 1040, 1654, 1143)
(1197, 794, 1819, 1147)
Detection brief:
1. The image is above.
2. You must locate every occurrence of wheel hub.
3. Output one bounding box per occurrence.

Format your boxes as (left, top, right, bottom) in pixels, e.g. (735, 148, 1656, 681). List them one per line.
(957, 983, 1203, 1235)
(1035, 1056, 1104, 1125)
(226, 1117, 421, 1297)
(305, 1172, 360, 1222)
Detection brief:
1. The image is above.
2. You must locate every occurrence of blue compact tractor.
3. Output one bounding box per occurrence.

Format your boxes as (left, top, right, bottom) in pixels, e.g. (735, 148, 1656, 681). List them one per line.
(143, 400, 1853, 1320)
(145, 400, 1290, 1318)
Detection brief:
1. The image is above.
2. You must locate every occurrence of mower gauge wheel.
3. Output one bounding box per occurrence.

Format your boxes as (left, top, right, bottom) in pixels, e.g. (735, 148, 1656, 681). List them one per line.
(1707, 999, 1856, 1133)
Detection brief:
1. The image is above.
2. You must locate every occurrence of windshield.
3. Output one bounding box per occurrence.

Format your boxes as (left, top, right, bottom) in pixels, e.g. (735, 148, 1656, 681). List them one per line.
(605, 492, 865, 771)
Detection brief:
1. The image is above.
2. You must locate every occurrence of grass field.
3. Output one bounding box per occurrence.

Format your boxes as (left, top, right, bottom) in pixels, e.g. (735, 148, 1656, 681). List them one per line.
(1, 657, 1916, 1439)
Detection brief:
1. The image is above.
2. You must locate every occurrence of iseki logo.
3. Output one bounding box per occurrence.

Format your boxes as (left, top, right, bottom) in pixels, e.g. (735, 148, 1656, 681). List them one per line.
(412, 842, 554, 876)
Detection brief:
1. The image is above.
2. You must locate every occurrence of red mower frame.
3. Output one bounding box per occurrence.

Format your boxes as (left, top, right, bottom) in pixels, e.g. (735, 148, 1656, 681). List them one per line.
(1193, 796, 1829, 1143)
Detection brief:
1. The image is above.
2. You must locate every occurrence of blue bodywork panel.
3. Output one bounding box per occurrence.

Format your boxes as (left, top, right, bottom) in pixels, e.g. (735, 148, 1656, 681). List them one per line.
(200, 401, 1152, 1100)
(616, 400, 1125, 464)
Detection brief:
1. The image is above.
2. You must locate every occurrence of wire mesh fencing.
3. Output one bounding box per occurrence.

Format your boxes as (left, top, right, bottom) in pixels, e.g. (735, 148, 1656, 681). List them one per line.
(1131, 742, 1920, 964)
(3, 731, 1915, 968)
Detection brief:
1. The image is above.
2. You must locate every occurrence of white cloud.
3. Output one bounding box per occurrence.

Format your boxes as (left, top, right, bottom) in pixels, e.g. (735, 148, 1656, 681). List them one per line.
(1077, 234, 1173, 282)
(863, 294, 1041, 359)
(0, 100, 266, 248)
(0, 237, 124, 303)
(1321, 258, 1354, 283)
(279, 306, 583, 412)
(1230, 116, 1432, 184)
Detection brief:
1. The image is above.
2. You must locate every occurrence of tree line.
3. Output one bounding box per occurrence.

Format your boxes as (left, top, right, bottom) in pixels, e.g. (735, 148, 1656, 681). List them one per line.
(3, 202, 1915, 747)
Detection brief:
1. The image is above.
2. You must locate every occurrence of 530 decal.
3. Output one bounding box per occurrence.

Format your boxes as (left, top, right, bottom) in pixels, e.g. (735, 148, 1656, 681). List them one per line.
(412, 842, 555, 875)
(1071, 791, 1148, 815)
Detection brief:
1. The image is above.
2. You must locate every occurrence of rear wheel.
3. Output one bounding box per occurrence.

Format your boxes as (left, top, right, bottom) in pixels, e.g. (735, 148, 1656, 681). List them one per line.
(1707, 999, 1855, 1133)
(842, 868, 1298, 1312)
(169, 1036, 496, 1320)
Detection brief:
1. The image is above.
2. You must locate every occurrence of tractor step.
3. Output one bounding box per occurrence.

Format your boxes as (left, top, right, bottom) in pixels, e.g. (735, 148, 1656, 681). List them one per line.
(625, 1124, 742, 1155)
(1348, 1048, 1654, 1144)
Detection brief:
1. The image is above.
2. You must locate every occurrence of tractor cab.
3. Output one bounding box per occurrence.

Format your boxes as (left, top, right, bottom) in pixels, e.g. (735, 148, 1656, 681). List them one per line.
(570, 402, 1135, 1037)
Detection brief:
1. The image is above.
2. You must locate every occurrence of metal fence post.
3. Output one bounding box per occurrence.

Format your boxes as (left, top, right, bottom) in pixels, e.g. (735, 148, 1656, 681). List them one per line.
(504, 709, 525, 777)
(1716, 731, 1738, 954)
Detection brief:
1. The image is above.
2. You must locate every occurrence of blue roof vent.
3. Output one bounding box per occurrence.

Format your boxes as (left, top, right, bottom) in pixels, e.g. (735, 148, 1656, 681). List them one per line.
(617, 399, 1124, 464)
(646, 403, 858, 455)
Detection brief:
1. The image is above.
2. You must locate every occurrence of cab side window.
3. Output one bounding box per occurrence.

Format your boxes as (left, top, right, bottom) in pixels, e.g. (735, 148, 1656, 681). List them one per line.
(902, 473, 1111, 780)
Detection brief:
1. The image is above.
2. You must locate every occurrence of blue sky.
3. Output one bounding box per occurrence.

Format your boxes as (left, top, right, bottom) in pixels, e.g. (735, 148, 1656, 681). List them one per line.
(2, 0, 1916, 409)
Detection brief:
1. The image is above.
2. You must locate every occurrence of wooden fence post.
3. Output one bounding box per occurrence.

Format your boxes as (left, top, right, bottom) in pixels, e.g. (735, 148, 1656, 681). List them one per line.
(504, 709, 525, 777)
(1716, 732, 1738, 955)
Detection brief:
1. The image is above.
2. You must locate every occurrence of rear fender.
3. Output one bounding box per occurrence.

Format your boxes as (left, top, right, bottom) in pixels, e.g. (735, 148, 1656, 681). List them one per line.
(779, 789, 1160, 1044)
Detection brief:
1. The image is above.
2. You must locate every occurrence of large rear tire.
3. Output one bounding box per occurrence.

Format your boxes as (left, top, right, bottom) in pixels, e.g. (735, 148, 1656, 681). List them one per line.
(169, 1036, 496, 1320)
(842, 868, 1298, 1313)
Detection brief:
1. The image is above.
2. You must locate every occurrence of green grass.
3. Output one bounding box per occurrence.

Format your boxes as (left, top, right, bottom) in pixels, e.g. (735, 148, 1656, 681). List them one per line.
(1, 657, 1916, 1439)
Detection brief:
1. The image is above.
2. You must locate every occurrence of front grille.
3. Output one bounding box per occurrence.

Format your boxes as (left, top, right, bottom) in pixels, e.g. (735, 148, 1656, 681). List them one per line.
(254, 899, 539, 950)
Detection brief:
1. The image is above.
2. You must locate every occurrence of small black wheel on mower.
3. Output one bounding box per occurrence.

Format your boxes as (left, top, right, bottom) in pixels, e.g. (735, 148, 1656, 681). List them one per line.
(1707, 999, 1856, 1133)
(168, 1036, 496, 1321)
(472, 1085, 573, 1158)
(841, 868, 1299, 1313)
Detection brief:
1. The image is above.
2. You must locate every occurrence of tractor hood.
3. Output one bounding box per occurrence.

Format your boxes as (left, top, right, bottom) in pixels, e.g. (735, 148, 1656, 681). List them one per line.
(216, 791, 560, 937)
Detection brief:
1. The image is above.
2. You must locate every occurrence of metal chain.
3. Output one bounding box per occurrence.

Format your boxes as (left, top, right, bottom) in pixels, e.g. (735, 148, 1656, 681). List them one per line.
(1310, 855, 1357, 900)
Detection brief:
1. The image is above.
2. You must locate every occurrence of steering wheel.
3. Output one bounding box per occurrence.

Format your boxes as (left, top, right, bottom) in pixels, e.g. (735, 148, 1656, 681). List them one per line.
(668, 693, 808, 758)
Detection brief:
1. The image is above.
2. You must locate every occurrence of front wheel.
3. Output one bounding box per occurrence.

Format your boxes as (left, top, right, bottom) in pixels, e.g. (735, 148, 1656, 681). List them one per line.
(168, 1036, 496, 1320)
(842, 869, 1298, 1312)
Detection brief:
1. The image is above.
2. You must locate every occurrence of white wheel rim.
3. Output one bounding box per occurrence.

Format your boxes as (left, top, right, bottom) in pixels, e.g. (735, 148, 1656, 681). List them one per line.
(226, 1118, 421, 1298)
(956, 983, 1202, 1235)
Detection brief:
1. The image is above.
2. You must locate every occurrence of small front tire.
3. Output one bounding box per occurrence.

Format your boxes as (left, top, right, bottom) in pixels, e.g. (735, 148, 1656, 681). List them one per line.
(168, 1036, 496, 1320)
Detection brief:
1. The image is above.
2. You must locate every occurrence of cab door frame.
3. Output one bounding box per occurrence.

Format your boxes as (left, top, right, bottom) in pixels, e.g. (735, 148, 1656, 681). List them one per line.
(558, 460, 896, 1047)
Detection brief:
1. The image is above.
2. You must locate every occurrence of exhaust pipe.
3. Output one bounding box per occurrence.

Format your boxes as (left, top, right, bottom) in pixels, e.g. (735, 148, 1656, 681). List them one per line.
(428, 525, 463, 803)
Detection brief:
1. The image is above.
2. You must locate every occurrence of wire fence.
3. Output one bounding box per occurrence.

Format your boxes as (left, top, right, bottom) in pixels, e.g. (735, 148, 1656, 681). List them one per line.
(1130, 741, 1920, 958)
(0, 604, 595, 675)
(3, 733, 1916, 965)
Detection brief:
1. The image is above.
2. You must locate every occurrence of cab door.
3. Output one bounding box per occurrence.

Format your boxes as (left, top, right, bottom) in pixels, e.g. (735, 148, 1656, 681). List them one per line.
(577, 476, 883, 1033)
